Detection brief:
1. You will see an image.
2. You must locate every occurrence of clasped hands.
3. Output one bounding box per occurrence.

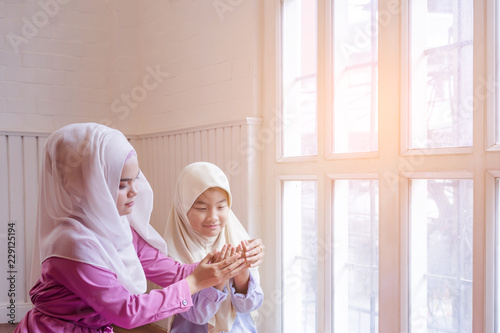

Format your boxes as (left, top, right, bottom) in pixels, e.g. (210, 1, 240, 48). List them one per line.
(213, 239, 265, 268)
(186, 239, 265, 295)
(210, 239, 265, 291)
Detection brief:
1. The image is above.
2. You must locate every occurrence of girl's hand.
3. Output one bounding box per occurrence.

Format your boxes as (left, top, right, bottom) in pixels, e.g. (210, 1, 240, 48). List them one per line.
(185, 249, 245, 295)
(231, 239, 265, 294)
(240, 239, 265, 268)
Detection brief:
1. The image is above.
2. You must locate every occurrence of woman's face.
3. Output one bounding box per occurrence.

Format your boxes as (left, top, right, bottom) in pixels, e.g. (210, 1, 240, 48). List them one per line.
(187, 187, 229, 237)
(116, 155, 140, 216)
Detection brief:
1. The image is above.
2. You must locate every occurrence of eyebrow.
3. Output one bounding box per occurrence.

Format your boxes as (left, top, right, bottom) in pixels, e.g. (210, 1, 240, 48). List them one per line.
(120, 170, 141, 182)
(193, 198, 227, 205)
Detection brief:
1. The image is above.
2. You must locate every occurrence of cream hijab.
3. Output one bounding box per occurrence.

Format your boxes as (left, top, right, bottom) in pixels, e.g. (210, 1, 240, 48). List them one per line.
(32, 123, 166, 295)
(164, 162, 260, 333)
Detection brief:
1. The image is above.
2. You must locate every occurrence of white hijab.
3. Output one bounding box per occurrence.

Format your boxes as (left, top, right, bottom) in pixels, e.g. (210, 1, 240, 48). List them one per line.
(164, 162, 260, 333)
(32, 123, 166, 295)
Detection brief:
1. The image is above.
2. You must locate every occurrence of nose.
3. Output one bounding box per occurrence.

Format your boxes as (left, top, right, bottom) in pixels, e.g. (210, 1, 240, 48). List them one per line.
(208, 208, 218, 222)
(128, 183, 138, 197)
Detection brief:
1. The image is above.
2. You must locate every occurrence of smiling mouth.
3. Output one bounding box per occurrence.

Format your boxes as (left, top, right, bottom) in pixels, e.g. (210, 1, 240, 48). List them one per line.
(204, 225, 219, 228)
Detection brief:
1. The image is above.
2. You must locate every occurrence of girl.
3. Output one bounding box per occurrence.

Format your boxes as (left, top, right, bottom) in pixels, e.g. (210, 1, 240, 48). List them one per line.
(15, 123, 245, 332)
(164, 162, 264, 333)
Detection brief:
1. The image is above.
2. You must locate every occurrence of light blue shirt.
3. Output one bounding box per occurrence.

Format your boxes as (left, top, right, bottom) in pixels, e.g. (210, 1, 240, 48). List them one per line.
(171, 272, 264, 332)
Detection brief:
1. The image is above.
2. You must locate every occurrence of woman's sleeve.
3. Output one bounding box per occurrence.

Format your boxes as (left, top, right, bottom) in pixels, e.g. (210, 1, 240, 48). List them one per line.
(177, 287, 228, 325)
(132, 230, 230, 324)
(48, 257, 193, 330)
(229, 271, 264, 313)
(133, 229, 198, 287)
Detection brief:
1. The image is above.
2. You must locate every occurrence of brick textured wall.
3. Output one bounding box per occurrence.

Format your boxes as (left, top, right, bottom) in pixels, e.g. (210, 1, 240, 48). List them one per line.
(135, 0, 260, 133)
(0, 0, 139, 133)
(0, 0, 261, 135)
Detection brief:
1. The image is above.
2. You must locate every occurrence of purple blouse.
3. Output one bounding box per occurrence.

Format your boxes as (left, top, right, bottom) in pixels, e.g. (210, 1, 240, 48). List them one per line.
(170, 271, 264, 332)
(14, 229, 197, 332)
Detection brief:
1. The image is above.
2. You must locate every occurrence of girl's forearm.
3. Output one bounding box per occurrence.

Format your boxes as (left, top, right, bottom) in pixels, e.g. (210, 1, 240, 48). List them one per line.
(232, 269, 250, 294)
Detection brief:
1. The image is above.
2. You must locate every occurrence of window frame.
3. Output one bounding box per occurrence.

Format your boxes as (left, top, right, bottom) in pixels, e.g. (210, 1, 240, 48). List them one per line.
(259, 0, 493, 332)
(486, 0, 499, 151)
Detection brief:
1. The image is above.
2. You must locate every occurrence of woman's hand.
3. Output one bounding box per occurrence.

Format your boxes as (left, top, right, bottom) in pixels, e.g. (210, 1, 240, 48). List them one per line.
(211, 244, 237, 290)
(185, 249, 245, 295)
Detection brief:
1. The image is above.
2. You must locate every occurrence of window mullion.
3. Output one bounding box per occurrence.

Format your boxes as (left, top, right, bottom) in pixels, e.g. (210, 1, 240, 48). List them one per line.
(378, 0, 403, 331)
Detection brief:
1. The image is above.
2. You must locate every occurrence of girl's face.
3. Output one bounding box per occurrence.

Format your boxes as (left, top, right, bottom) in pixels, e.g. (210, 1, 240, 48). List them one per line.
(187, 187, 229, 237)
(116, 155, 140, 216)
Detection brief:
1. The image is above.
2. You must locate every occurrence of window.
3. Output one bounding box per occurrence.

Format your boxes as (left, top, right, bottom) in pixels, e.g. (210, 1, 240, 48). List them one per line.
(486, 0, 499, 149)
(495, 178, 500, 332)
(409, 178, 473, 332)
(407, 1, 473, 150)
(281, 0, 318, 157)
(281, 179, 318, 332)
(262, 0, 494, 332)
(332, 0, 378, 154)
(485, 170, 500, 333)
(332, 178, 379, 332)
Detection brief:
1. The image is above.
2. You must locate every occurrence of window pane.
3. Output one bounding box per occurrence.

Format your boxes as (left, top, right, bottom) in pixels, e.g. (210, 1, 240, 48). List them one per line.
(410, 179, 473, 332)
(333, 179, 379, 332)
(497, 179, 500, 331)
(282, 180, 317, 332)
(409, 0, 473, 149)
(333, 0, 378, 154)
(281, 0, 318, 157)
(496, 2, 500, 145)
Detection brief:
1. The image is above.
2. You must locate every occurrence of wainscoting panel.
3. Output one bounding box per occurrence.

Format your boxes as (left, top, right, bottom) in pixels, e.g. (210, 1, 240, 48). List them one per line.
(0, 132, 48, 323)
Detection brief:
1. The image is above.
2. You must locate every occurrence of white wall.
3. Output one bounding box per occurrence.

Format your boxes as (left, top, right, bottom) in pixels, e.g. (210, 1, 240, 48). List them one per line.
(0, 0, 141, 133)
(134, 0, 261, 133)
(0, 0, 262, 134)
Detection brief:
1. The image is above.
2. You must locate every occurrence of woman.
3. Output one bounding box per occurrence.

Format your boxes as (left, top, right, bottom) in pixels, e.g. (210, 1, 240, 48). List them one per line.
(15, 123, 245, 332)
(164, 162, 264, 333)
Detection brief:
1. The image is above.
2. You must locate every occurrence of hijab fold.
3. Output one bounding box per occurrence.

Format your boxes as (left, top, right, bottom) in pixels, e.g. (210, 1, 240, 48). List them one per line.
(164, 162, 260, 333)
(32, 123, 166, 295)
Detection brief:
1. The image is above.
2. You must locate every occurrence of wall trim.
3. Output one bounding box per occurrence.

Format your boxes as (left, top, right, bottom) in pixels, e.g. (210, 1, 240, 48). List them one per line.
(128, 117, 263, 139)
(0, 130, 50, 137)
(0, 118, 263, 140)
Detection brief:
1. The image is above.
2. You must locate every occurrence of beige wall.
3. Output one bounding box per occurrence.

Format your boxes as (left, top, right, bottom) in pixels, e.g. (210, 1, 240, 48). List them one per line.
(135, 0, 262, 134)
(0, 0, 262, 135)
(0, 0, 135, 133)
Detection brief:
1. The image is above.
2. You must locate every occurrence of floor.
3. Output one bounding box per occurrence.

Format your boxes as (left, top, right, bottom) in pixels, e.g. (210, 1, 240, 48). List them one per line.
(0, 323, 166, 332)
(113, 324, 167, 332)
(0, 324, 15, 333)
